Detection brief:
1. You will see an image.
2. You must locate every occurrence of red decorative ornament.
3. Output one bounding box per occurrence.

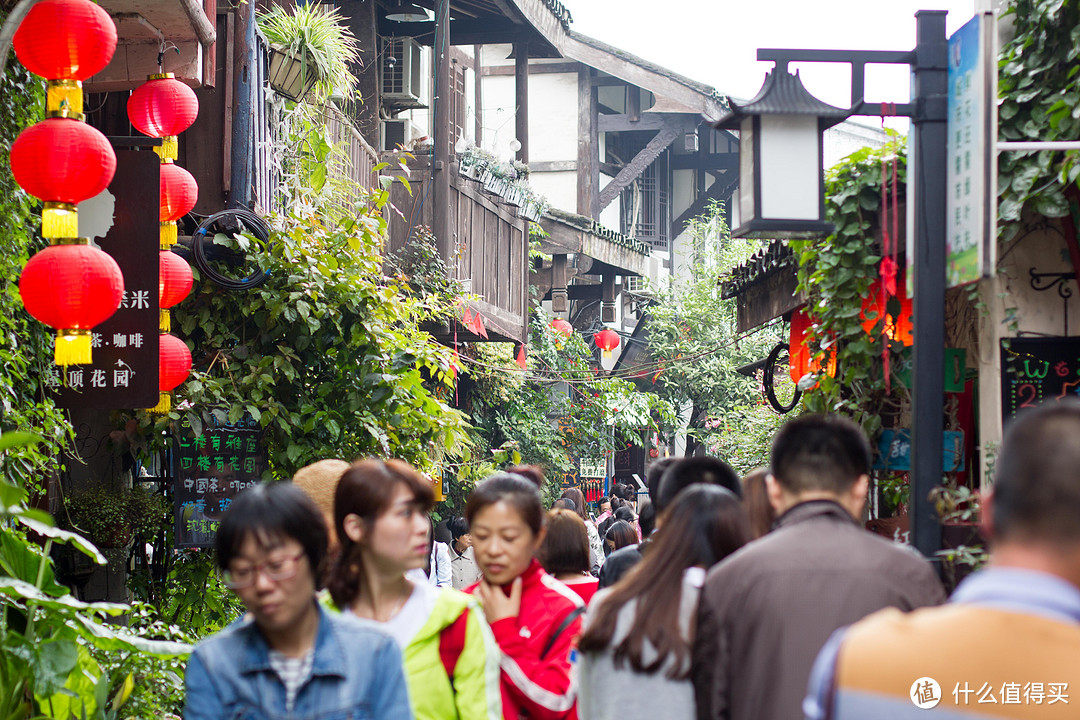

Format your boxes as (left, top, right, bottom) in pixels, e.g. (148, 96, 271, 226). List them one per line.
(13, 0, 117, 81)
(788, 306, 836, 383)
(159, 333, 191, 391)
(860, 271, 913, 346)
(158, 250, 193, 309)
(160, 163, 198, 222)
(18, 243, 123, 365)
(594, 327, 621, 359)
(127, 75, 199, 138)
(550, 317, 573, 338)
(10, 118, 116, 205)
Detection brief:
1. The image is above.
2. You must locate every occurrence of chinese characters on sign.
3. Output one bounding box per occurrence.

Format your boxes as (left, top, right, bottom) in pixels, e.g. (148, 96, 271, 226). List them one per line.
(579, 458, 605, 479)
(945, 13, 997, 288)
(952, 681, 1068, 706)
(174, 413, 266, 548)
(50, 147, 160, 409)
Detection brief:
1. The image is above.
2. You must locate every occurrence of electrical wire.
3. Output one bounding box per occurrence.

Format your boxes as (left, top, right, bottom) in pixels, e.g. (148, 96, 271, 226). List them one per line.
(192, 209, 271, 290)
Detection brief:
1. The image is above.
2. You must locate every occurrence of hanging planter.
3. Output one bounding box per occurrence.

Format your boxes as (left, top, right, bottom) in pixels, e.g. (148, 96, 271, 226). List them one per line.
(267, 44, 319, 102)
(258, 3, 359, 104)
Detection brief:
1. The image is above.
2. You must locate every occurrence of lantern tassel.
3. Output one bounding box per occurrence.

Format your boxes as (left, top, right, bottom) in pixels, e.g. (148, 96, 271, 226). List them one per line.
(160, 309, 171, 332)
(55, 330, 91, 366)
(150, 392, 171, 415)
(602, 349, 612, 360)
(42, 204, 78, 240)
(155, 136, 179, 162)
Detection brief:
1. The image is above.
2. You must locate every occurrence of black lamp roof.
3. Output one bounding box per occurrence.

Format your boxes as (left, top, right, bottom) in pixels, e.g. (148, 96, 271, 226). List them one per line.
(713, 69, 850, 130)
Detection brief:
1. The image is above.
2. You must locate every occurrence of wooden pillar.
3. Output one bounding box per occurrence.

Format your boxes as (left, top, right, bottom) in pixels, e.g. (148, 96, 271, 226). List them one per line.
(551, 254, 568, 313)
(514, 42, 529, 163)
(601, 272, 616, 323)
(433, 0, 452, 261)
(627, 85, 641, 123)
(473, 44, 483, 144)
(577, 68, 597, 217)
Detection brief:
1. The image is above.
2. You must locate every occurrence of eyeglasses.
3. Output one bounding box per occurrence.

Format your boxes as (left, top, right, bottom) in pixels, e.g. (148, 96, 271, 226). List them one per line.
(223, 550, 305, 589)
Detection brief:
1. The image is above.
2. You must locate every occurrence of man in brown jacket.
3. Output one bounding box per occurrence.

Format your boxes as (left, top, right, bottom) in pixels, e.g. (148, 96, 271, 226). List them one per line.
(691, 414, 945, 720)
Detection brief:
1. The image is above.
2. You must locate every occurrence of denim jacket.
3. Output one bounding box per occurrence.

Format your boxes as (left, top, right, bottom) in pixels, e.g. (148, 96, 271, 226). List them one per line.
(184, 602, 413, 720)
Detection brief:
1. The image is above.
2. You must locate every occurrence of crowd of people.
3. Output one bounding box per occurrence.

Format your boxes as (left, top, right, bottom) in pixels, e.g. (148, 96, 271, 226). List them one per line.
(183, 403, 1080, 719)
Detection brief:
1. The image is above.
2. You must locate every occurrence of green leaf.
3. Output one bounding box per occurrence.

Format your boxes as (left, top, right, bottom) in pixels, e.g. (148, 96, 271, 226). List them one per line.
(0, 431, 43, 451)
(16, 515, 105, 565)
(0, 577, 126, 614)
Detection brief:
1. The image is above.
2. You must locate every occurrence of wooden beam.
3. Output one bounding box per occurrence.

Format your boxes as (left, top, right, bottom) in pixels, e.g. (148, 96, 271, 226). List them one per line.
(530, 160, 577, 172)
(592, 75, 628, 87)
(515, 42, 529, 163)
(597, 126, 680, 211)
(474, 45, 483, 145)
(598, 113, 700, 133)
(551, 254, 568, 312)
(601, 272, 617, 323)
(627, 86, 641, 123)
(482, 61, 580, 76)
(598, 161, 621, 178)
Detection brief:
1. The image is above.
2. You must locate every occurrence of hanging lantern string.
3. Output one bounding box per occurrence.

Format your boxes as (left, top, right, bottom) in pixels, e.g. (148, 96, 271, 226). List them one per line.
(455, 317, 785, 384)
(157, 40, 180, 73)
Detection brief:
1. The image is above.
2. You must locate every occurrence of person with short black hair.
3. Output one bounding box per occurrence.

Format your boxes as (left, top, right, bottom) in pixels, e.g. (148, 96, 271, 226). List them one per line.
(447, 516, 480, 590)
(552, 497, 577, 512)
(538, 508, 600, 604)
(692, 414, 944, 720)
(184, 482, 411, 719)
(656, 457, 741, 514)
(806, 401, 1080, 719)
(560, 486, 605, 573)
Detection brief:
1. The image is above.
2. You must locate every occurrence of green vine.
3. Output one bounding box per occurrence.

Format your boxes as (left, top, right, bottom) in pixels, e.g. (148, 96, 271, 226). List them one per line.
(997, 0, 1080, 239)
(789, 138, 908, 442)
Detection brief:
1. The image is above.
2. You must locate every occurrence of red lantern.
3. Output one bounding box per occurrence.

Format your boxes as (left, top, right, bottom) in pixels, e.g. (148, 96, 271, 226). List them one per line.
(18, 243, 123, 365)
(10, 117, 116, 205)
(13, 0, 117, 81)
(594, 327, 621, 359)
(788, 305, 836, 383)
(159, 250, 193, 309)
(550, 317, 573, 338)
(127, 75, 199, 138)
(160, 163, 198, 222)
(860, 272, 913, 346)
(154, 332, 192, 412)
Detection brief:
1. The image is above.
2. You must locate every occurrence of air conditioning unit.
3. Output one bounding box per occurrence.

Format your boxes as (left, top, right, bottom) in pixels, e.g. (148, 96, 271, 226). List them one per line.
(381, 37, 423, 104)
(381, 119, 424, 151)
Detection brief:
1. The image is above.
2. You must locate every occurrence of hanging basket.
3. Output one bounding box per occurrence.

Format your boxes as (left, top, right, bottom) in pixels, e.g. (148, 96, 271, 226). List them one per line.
(267, 44, 319, 101)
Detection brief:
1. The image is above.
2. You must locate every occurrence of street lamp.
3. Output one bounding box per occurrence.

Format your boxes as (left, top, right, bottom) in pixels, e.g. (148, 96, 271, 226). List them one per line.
(714, 68, 849, 239)
(721, 11, 949, 560)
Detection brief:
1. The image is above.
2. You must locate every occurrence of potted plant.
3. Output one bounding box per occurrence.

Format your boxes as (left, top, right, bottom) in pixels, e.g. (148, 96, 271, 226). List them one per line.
(60, 484, 171, 550)
(258, 3, 360, 103)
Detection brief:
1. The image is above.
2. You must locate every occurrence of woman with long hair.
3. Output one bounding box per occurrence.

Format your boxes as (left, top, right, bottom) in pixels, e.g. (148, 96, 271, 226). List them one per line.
(467, 471, 585, 720)
(327, 459, 501, 720)
(577, 485, 750, 720)
(560, 487, 604, 572)
(603, 520, 638, 556)
(537, 509, 600, 604)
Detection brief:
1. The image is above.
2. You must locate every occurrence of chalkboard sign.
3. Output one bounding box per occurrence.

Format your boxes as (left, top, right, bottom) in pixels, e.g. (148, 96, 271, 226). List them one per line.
(173, 413, 267, 548)
(1000, 337, 1080, 423)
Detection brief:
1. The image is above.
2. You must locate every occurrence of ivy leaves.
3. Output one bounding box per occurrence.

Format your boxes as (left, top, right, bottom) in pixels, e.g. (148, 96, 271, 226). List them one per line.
(997, 0, 1080, 233)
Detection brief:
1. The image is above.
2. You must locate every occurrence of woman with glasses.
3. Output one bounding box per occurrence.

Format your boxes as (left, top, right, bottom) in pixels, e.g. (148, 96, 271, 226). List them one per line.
(326, 459, 502, 720)
(183, 481, 412, 719)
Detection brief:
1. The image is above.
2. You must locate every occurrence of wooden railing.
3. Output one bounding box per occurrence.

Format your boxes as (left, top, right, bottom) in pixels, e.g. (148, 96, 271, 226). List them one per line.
(324, 105, 380, 192)
(382, 154, 530, 344)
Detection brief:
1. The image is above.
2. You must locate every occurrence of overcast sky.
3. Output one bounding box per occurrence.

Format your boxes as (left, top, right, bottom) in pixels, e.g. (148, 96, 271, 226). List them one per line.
(569, 0, 978, 115)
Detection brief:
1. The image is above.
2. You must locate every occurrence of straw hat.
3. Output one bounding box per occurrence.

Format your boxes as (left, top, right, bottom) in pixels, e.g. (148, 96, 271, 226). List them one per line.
(292, 458, 349, 550)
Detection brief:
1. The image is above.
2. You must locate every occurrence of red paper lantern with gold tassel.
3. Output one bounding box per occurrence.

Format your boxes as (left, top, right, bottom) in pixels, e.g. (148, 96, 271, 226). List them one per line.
(594, 327, 621, 359)
(127, 74, 199, 161)
(155, 333, 192, 413)
(159, 162, 198, 246)
(158, 249, 193, 332)
(18, 242, 124, 365)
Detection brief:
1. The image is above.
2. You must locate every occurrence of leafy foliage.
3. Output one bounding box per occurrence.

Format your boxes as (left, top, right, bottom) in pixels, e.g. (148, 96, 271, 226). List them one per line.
(139, 192, 470, 479)
(644, 201, 784, 469)
(997, 0, 1080, 236)
(257, 2, 360, 103)
(0, 50, 72, 493)
(789, 139, 908, 442)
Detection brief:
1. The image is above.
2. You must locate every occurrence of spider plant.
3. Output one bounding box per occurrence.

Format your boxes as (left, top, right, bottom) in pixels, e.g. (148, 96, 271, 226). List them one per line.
(258, 2, 360, 103)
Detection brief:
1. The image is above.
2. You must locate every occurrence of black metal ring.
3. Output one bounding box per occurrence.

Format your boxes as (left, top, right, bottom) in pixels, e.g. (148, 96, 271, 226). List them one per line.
(764, 341, 802, 414)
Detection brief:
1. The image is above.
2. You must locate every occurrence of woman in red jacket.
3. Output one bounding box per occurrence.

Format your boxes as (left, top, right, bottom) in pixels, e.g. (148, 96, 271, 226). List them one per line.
(466, 471, 585, 720)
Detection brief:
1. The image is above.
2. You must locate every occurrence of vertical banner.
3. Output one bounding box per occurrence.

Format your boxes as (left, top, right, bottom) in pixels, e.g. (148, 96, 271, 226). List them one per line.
(49, 147, 160, 408)
(174, 413, 267, 548)
(946, 12, 998, 288)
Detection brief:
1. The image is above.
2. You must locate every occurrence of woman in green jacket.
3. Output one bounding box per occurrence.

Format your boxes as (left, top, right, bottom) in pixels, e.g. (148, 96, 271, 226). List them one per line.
(327, 459, 502, 720)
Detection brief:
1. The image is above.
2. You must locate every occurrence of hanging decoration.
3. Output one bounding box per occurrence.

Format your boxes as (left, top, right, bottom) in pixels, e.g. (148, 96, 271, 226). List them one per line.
(12, 0, 120, 365)
(594, 327, 621, 359)
(156, 333, 192, 413)
(860, 268, 913, 346)
(515, 343, 528, 370)
(127, 72, 200, 247)
(788, 305, 837, 384)
(18, 243, 124, 365)
(550, 317, 573, 338)
(158, 249, 194, 332)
